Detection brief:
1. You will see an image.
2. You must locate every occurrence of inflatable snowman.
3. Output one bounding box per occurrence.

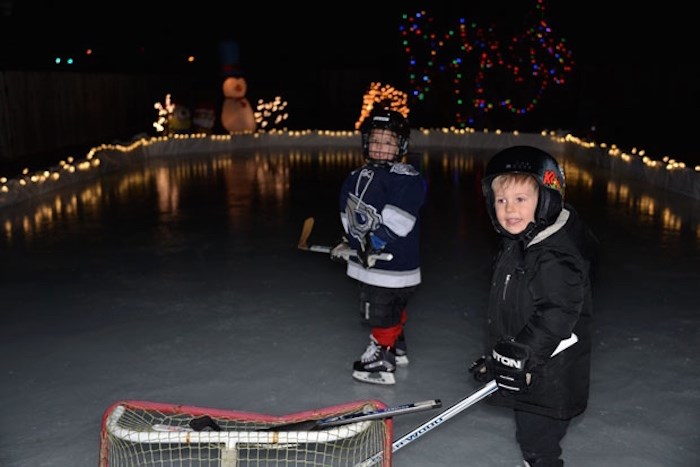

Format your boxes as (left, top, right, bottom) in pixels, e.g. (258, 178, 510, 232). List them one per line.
(219, 40, 256, 134)
(221, 76, 256, 133)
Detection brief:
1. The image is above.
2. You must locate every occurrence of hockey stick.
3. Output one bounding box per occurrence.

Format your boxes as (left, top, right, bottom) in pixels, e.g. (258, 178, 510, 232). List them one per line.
(150, 400, 442, 433)
(356, 333, 579, 466)
(297, 216, 393, 262)
(260, 399, 442, 432)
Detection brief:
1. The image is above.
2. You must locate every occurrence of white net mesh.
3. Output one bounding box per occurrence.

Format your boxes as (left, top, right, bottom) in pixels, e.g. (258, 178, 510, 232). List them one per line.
(99, 400, 392, 467)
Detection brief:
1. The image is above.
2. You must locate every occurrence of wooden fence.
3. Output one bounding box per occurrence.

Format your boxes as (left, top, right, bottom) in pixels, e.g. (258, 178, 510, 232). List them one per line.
(0, 71, 208, 166)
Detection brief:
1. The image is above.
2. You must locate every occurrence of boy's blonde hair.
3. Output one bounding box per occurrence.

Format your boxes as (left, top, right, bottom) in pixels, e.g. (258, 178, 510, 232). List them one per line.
(491, 173, 539, 194)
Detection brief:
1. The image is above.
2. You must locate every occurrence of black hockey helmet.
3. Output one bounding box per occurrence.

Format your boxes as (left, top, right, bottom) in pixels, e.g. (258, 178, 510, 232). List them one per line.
(481, 145, 566, 238)
(360, 108, 410, 162)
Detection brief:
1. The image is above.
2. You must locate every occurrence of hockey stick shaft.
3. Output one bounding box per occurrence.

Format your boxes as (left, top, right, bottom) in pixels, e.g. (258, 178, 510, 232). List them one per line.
(153, 400, 441, 433)
(308, 245, 332, 253)
(307, 244, 393, 262)
(262, 399, 442, 432)
(389, 381, 497, 452)
(153, 400, 441, 434)
(356, 333, 579, 466)
(355, 383, 497, 466)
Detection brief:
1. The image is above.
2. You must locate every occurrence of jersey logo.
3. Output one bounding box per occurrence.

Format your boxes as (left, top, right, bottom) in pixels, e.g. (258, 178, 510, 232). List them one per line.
(346, 168, 382, 244)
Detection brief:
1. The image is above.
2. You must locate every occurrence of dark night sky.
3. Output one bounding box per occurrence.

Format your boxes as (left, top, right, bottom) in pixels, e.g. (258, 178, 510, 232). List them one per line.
(2, 1, 698, 166)
(3, 2, 689, 66)
(2, 2, 680, 67)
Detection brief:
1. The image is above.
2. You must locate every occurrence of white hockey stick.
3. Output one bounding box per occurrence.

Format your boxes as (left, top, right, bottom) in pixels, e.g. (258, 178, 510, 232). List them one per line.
(297, 217, 393, 262)
(356, 333, 579, 466)
(261, 399, 441, 431)
(151, 400, 442, 433)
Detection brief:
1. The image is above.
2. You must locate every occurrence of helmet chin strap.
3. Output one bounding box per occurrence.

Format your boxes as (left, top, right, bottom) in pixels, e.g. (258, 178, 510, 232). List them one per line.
(368, 159, 395, 168)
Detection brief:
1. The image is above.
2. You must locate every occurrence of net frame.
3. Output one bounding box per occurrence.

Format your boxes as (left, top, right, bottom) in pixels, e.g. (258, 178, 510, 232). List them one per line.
(99, 399, 393, 467)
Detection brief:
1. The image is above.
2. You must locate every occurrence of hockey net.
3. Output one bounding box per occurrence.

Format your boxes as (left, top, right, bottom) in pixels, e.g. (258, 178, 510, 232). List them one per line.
(99, 399, 392, 467)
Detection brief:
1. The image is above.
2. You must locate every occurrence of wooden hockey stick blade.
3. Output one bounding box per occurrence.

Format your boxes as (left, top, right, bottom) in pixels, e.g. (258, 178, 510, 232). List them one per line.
(297, 217, 315, 250)
(356, 333, 580, 466)
(261, 399, 442, 432)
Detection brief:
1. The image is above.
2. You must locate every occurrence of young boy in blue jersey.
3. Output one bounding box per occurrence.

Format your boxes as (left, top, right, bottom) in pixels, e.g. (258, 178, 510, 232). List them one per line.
(335, 107, 426, 385)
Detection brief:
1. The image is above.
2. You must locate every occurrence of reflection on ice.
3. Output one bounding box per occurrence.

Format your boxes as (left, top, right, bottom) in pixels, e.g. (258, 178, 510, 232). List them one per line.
(1, 144, 697, 249)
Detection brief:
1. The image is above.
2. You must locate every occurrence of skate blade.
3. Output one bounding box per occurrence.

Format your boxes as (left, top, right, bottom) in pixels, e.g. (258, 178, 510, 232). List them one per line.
(395, 355, 409, 366)
(352, 370, 396, 385)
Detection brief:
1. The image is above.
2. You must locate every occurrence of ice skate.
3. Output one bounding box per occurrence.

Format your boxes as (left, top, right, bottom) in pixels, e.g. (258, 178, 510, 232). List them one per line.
(352, 336, 396, 385)
(395, 331, 409, 366)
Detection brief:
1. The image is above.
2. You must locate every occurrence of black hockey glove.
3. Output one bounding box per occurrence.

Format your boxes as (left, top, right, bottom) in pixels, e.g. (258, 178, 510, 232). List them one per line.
(468, 355, 491, 383)
(357, 232, 387, 268)
(488, 339, 532, 393)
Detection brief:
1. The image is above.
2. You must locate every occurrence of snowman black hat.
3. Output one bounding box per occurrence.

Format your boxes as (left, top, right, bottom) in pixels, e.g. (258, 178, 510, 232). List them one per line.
(219, 39, 245, 78)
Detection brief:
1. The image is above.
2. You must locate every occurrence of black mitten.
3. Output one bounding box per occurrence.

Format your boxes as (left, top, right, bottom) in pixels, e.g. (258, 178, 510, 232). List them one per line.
(468, 355, 491, 383)
(488, 339, 532, 393)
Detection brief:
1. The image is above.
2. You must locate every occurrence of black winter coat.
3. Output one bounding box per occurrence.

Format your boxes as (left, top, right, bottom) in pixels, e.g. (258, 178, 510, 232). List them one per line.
(484, 206, 594, 420)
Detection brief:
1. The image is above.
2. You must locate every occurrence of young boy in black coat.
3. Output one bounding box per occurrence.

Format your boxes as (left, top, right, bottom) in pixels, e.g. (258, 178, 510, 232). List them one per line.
(470, 145, 597, 466)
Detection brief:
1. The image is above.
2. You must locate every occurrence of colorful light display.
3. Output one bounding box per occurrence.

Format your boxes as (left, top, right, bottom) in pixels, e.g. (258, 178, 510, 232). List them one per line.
(399, 0, 574, 127)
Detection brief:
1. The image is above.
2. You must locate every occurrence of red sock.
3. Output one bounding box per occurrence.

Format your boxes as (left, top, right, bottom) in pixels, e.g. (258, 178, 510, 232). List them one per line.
(372, 324, 402, 347)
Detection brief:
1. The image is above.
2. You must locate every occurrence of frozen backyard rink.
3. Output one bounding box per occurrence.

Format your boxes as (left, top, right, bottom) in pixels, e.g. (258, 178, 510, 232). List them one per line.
(1, 141, 698, 466)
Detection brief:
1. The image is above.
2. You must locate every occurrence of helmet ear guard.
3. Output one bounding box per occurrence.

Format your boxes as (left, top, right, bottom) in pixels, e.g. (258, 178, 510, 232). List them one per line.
(481, 145, 566, 237)
(360, 108, 410, 162)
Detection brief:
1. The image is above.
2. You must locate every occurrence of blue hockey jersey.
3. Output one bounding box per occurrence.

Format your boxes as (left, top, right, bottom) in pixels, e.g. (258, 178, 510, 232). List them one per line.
(339, 161, 426, 288)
